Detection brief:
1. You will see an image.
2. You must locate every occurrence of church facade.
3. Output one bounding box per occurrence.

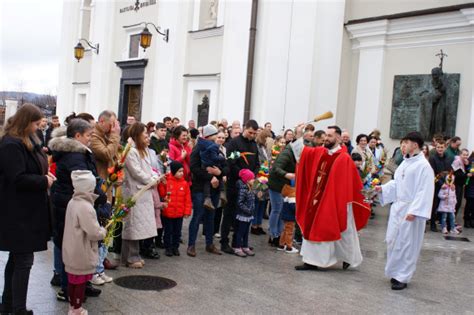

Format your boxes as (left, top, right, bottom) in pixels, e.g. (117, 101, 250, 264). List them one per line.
(57, 0, 474, 149)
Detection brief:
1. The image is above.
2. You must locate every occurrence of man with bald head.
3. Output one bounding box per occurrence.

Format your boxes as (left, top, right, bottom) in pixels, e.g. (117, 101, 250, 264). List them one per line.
(342, 130, 354, 153)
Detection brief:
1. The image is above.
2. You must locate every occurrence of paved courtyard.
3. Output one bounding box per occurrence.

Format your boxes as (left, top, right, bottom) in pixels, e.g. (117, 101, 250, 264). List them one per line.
(1, 205, 473, 314)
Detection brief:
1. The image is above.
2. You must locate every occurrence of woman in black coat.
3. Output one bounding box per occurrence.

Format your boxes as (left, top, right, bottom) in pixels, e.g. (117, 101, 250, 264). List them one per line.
(49, 118, 108, 299)
(0, 104, 55, 314)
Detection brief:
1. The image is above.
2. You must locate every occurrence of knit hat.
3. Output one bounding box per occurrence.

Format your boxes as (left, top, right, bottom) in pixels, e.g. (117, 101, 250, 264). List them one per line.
(71, 170, 96, 193)
(202, 124, 218, 138)
(170, 160, 183, 176)
(239, 169, 255, 184)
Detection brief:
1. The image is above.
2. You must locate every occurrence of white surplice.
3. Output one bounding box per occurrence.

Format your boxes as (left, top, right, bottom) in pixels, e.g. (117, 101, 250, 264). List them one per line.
(379, 153, 434, 283)
(300, 204, 363, 268)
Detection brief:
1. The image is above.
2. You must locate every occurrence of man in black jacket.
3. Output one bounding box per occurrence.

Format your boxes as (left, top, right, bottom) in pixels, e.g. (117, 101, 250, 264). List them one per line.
(428, 140, 453, 231)
(36, 117, 52, 153)
(187, 126, 229, 257)
(220, 120, 259, 254)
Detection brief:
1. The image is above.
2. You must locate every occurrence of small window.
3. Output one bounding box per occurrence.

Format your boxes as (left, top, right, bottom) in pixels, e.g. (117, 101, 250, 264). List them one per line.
(129, 34, 141, 58)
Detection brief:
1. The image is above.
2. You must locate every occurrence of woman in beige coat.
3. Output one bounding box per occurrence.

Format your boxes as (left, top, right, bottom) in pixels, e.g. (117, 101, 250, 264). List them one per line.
(351, 133, 376, 175)
(121, 123, 158, 268)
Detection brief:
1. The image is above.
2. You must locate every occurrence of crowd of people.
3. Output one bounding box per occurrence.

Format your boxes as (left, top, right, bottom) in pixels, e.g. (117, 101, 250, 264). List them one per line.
(1, 103, 473, 314)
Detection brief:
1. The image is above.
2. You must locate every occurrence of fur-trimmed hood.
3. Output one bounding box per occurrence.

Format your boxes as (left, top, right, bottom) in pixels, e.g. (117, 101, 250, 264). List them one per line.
(49, 126, 88, 154)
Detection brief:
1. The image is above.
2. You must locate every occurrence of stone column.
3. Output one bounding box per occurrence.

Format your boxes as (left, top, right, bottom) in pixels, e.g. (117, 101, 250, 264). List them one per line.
(346, 20, 388, 137)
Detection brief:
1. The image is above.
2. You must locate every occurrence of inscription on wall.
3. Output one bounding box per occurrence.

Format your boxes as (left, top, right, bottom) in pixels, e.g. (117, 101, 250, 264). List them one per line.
(120, 0, 157, 13)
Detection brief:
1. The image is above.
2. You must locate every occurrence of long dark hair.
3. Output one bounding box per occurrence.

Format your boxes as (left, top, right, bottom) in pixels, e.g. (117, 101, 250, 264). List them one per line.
(2, 103, 44, 151)
(128, 122, 148, 158)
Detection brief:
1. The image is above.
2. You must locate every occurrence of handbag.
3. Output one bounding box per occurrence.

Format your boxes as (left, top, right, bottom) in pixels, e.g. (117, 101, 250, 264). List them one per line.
(281, 184, 296, 198)
(385, 157, 398, 175)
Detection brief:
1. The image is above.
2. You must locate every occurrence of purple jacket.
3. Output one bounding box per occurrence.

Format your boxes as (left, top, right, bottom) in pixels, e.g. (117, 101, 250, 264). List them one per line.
(437, 185, 457, 213)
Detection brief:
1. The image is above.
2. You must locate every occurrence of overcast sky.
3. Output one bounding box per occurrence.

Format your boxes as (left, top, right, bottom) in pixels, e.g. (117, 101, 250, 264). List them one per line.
(0, 0, 63, 95)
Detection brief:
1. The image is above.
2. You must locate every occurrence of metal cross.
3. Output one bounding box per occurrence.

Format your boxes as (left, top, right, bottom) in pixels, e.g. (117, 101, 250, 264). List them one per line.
(436, 49, 448, 70)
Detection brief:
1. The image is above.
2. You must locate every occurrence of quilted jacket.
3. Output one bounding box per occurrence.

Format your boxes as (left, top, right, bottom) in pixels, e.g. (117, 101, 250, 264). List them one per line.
(121, 147, 157, 240)
(158, 173, 192, 219)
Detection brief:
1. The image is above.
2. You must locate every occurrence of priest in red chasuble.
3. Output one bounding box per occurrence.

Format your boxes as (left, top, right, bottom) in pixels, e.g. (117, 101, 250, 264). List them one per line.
(294, 125, 370, 271)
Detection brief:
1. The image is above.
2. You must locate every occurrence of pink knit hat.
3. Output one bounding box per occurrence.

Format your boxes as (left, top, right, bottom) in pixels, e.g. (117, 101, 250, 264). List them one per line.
(239, 169, 255, 184)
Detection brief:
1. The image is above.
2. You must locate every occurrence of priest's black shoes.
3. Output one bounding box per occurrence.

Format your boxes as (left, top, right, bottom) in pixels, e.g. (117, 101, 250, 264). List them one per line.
(295, 263, 319, 271)
(342, 262, 350, 270)
(391, 279, 407, 290)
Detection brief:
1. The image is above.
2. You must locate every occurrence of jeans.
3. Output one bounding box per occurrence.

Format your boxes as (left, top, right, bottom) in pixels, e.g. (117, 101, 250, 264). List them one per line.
(162, 217, 183, 249)
(440, 212, 455, 230)
(54, 244, 62, 274)
(268, 189, 284, 238)
(2, 252, 34, 312)
(232, 220, 251, 248)
(188, 191, 219, 247)
(252, 199, 267, 226)
(96, 243, 108, 274)
(54, 247, 68, 292)
(220, 187, 237, 246)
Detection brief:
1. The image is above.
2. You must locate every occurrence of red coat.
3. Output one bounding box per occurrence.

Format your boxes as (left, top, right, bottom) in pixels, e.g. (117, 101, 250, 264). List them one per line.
(296, 146, 370, 242)
(168, 139, 192, 183)
(158, 173, 192, 219)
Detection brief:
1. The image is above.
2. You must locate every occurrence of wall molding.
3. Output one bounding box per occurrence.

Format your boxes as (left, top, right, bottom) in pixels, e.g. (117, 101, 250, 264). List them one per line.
(346, 9, 474, 50)
(189, 26, 224, 39)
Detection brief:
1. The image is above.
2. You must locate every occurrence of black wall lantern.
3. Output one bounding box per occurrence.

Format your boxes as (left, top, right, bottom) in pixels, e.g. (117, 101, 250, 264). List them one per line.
(124, 22, 169, 51)
(74, 39, 99, 62)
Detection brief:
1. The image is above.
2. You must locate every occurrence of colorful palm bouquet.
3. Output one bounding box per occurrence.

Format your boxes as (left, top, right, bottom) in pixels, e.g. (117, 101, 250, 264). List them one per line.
(228, 151, 256, 165)
(253, 161, 270, 199)
(466, 162, 474, 185)
(361, 177, 380, 204)
(271, 145, 283, 164)
(104, 176, 161, 247)
(101, 143, 132, 192)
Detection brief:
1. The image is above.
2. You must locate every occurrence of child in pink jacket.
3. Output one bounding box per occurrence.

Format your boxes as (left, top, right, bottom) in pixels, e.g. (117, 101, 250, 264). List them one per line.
(437, 173, 459, 235)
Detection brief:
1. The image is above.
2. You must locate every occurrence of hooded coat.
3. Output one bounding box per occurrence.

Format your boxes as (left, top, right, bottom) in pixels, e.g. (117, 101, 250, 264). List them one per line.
(49, 127, 107, 248)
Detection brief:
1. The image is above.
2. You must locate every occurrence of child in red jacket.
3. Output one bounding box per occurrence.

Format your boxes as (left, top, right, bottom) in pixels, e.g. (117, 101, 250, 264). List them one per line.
(158, 161, 192, 257)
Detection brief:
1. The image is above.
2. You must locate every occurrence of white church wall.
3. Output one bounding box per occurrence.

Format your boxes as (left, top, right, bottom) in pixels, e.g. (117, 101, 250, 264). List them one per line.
(345, 7, 474, 152)
(381, 44, 474, 152)
(57, 0, 82, 120)
(346, 0, 472, 21)
(148, 0, 190, 121)
(186, 35, 223, 75)
(337, 30, 359, 136)
(251, 0, 291, 133)
(218, 0, 252, 124)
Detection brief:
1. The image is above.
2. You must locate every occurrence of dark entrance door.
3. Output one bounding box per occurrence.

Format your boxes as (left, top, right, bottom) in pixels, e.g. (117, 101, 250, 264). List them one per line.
(115, 59, 148, 125)
(197, 94, 210, 127)
(123, 84, 142, 122)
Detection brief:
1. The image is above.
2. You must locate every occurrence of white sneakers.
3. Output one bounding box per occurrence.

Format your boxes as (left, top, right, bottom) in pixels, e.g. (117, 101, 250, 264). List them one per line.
(68, 306, 88, 315)
(91, 272, 113, 286)
(443, 227, 461, 235)
(285, 247, 299, 254)
(277, 245, 299, 254)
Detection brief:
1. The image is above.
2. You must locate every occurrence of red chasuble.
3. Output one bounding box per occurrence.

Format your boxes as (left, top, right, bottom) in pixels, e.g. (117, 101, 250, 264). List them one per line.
(295, 145, 370, 242)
